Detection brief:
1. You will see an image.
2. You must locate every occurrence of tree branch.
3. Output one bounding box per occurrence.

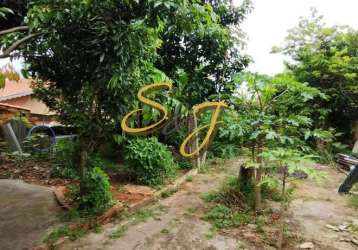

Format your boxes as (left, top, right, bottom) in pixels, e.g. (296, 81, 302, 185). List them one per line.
(0, 33, 39, 59)
(0, 26, 29, 36)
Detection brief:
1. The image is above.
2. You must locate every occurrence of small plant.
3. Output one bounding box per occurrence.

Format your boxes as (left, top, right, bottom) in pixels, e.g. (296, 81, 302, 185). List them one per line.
(204, 204, 250, 229)
(347, 194, 358, 209)
(176, 158, 193, 169)
(44, 225, 87, 245)
(124, 137, 177, 186)
(161, 188, 178, 198)
(129, 208, 159, 225)
(160, 228, 170, 234)
(52, 139, 80, 179)
(77, 167, 113, 215)
(185, 176, 193, 182)
(261, 148, 316, 249)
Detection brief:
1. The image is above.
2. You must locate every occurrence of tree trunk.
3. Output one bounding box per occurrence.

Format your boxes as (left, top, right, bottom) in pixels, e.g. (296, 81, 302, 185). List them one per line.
(238, 163, 253, 188)
(255, 143, 263, 211)
(79, 139, 89, 195)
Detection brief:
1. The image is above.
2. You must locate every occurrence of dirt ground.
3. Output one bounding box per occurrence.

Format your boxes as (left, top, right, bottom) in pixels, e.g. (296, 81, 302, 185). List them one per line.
(59, 160, 243, 250)
(287, 165, 357, 250)
(57, 160, 357, 250)
(0, 157, 72, 186)
(0, 179, 63, 250)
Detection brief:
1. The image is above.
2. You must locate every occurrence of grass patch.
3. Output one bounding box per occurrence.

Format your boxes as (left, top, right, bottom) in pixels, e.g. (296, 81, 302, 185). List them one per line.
(204, 204, 251, 229)
(109, 225, 128, 239)
(347, 194, 358, 209)
(185, 176, 193, 182)
(44, 225, 88, 245)
(205, 226, 217, 239)
(201, 175, 281, 232)
(127, 208, 161, 225)
(160, 228, 170, 234)
(161, 188, 178, 198)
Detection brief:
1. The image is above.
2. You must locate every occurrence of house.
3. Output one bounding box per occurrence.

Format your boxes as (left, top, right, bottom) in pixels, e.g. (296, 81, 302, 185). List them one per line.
(0, 79, 56, 125)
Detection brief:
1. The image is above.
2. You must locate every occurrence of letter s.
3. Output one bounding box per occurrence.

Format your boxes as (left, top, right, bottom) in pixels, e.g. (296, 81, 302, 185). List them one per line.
(121, 83, 172, 135)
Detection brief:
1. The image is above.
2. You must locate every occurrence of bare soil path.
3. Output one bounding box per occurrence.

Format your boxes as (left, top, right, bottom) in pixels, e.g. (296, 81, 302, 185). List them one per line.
(0, 179, 63, 250)
(59, 160, 243, 250)
(288, 165, 357, 250)
(58, 161, 357, 250)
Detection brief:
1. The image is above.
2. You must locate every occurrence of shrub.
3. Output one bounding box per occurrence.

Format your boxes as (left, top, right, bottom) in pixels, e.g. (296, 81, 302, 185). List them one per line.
(78, 167, 112, 215)
(124, 137, 177, 186)
(52, 139, 80, 179)
(52, 139, 114, 179)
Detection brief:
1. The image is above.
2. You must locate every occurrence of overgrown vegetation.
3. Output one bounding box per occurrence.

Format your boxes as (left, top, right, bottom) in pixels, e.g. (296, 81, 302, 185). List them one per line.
(124, 137, 177, 186)
(1, 2, 357, 248)
(73, 167, 113, 215)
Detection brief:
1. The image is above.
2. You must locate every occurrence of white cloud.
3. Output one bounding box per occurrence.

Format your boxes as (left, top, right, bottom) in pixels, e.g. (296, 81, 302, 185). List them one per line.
(237, 0, 358, 75)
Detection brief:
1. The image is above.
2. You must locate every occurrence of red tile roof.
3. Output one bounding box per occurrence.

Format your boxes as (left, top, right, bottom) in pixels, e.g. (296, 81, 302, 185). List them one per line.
(0, 79, 33, 101)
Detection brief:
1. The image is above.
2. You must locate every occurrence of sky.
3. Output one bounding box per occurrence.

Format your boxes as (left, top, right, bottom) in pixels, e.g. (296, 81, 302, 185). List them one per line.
(2, 0, 358, 76)
(238, 0, 358, 75)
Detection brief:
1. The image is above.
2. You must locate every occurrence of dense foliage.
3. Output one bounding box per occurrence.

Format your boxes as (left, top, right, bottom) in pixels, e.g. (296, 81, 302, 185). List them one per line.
(274, 9, 358, 141)
(76, 167, 112, 215)
(156, 0, 251, 106)
(124, 137, 177, 186)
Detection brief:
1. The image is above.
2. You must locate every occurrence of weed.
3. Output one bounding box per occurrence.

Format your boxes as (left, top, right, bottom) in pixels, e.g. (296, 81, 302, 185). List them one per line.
(185, 175, 193, 182)
(129, 208, 159, 225)
(60, 208, 81, 223)
(255, 215, 268, 233)
(351, 224, 358, 236)
(160, 228, 170, 234)
(161, 188, 178, 198)
(201, 192, 218, 203)
(204, 204, 250, 229)
(109, 225, 128, 239)
(44, 225, 87, 245)
(186, 207, 197, 214)
(93, 224, 102, 233)
(205, 226, 217, 239)
(347, 194, 358, 209)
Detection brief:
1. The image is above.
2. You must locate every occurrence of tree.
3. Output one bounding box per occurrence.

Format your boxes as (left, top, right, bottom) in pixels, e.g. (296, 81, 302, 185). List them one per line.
(0, 1, 28, 30)
(0, 0, 235, 196)
(274, 8, 358, 142)
(0, 0, 169, 194)
(157, 0, 251, 107)
(155, 0, 251, 166)
(230, 71, 324, 210)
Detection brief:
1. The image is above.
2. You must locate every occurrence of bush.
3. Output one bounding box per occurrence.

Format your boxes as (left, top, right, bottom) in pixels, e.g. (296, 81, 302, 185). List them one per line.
(124, 137, 177, 186)
(52, 139, 115, 179)
(52, 139, 80, 179)
(78, 167, 112, 215)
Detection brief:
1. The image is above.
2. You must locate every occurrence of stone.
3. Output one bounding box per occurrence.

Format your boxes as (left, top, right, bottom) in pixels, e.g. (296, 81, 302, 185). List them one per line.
(338, 223, 349, 231)
(299, 242, 314, 249)
(325, 224, 340, 231)
(351, 238, 358, 246)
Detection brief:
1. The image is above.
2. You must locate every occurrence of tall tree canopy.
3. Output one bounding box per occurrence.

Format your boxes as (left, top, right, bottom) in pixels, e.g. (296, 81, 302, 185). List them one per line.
(274, 9, 358, 142)
(156, 0, 252, 107)
(0, 0, 251, 186)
